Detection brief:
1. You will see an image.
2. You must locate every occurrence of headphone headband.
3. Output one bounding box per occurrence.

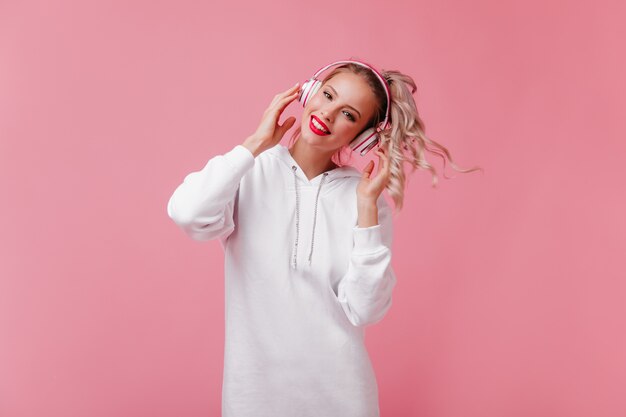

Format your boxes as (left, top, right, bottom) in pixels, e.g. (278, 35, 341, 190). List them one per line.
(309, 59, 391, 131)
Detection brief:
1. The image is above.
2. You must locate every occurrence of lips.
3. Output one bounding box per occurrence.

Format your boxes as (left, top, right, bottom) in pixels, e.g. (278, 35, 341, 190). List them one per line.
(310, 115, 330, 134)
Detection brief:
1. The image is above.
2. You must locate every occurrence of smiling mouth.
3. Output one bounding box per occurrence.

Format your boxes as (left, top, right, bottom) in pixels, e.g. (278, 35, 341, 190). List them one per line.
(310, 115, 330, 135)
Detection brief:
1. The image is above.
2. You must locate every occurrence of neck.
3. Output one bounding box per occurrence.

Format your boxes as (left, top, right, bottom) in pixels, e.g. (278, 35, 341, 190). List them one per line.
(289, 139, 338, 181)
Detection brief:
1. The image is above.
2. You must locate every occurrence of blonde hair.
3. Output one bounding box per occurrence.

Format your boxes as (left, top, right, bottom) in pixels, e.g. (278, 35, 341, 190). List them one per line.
(289, 59, 483, 211)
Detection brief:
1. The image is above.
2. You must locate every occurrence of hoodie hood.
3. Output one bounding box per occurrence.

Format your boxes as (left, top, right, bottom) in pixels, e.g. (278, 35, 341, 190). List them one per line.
(266, 144, 362, 270)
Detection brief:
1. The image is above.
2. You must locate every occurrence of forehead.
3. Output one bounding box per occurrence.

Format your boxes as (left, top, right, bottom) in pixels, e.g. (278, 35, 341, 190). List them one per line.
(323, 72, 378, 117)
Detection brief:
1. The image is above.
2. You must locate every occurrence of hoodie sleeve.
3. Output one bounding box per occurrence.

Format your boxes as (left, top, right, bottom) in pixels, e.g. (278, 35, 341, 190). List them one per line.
(166, 144, 255, 243)
(336, 195, 398, 327)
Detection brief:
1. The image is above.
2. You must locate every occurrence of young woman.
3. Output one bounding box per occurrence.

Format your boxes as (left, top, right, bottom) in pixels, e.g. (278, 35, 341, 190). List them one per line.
(167, 59, 480, 417)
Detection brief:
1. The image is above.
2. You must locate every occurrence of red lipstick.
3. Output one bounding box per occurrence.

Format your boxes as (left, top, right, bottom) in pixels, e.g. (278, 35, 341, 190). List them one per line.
(310, 115, 330, 136)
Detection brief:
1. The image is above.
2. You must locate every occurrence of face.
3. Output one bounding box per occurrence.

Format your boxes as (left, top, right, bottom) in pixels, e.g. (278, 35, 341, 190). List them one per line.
(300, 71, 379, 154)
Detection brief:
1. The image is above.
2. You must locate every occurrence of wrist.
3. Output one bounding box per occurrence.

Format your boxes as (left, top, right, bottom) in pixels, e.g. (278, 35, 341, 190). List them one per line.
(357, 201, 378, 228)
(242, 136, 263, 158)
(357, 197, 377, 208)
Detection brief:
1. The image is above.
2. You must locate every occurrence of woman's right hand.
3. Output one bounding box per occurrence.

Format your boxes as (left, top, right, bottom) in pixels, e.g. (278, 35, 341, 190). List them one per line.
(242, 82, 301, 157)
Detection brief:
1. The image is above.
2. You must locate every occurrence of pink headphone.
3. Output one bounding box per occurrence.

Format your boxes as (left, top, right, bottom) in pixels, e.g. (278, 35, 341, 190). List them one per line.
(298, 59, 391, 156)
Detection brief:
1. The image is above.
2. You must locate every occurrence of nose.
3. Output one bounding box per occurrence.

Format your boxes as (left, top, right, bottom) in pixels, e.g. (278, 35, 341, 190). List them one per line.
(320, 104, 336, 123)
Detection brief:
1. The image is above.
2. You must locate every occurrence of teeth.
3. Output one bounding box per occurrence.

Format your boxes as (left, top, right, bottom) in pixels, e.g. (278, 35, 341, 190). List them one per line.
(312, 117, 329, 134)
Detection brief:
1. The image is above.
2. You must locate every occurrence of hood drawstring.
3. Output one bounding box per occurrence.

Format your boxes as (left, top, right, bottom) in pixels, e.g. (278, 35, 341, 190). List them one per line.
(291, 165, 328, 270)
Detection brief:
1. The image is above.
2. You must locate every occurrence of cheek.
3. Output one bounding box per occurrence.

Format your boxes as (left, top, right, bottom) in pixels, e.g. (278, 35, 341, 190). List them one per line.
(337, 118, 360, 132)
(333, 122, 361, 143)
(305, 94, 323, 110)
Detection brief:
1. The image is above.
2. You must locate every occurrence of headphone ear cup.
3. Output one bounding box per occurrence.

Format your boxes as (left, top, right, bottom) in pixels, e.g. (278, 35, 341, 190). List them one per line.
(299, 79, 321, 107)
(349, 128, 380, 156)
(298, 79, 311, 105)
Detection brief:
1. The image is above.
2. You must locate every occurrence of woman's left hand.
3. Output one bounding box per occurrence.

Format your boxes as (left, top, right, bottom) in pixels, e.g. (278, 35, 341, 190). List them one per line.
(356, 145, 391, 204)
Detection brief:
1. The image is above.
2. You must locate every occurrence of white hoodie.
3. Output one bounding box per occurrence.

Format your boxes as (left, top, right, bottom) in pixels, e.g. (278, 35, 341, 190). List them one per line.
(167, 143, 397, 417)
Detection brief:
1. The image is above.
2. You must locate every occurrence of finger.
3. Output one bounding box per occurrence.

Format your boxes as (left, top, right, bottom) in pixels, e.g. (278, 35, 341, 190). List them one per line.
(374, 151, 390, 186)
(375, 151, 383, 174)
(274, 90, 300, 114)
(377, 148, 390, 171)
(375, 150, 386, 172)
(278, 116, 295, 128)
(270, 83, 300, 106)
(282, 89, 301, 102)
(272, 86, 300, 106)
(280, 83, 300, 98)
(362, 160, 374, 179)
(276, 116, 296, 135)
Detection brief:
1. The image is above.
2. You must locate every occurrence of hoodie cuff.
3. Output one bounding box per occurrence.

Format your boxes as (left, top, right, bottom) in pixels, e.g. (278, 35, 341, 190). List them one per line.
(222, 144, 255, 175)
(352, 224, 384, 255)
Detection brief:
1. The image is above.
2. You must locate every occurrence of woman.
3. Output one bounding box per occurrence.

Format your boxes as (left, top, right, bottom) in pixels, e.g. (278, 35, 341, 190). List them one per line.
(167, 59, 480, 417)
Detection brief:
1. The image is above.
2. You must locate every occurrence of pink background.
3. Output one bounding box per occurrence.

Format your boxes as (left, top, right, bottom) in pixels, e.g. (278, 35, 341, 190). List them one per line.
(1, 0, 624, 416)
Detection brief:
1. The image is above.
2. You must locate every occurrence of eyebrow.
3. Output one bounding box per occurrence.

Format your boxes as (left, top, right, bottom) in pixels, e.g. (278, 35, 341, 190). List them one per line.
(326, 85, 362, 119)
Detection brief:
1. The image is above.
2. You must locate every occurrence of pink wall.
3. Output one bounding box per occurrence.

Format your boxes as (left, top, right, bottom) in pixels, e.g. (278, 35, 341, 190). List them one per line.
(1, 0, 624, 416)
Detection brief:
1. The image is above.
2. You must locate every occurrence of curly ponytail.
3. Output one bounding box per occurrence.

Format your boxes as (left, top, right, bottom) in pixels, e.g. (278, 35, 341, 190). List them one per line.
(289, 60, 483, 211)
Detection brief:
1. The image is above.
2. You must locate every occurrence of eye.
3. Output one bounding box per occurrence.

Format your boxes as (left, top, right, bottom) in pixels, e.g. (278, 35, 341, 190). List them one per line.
(323, 91, 356, 122)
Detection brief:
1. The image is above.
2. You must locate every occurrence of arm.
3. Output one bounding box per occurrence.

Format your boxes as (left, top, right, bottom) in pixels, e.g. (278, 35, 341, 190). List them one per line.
(336, 196, 398, 327)
(166, 144, 255, 242)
